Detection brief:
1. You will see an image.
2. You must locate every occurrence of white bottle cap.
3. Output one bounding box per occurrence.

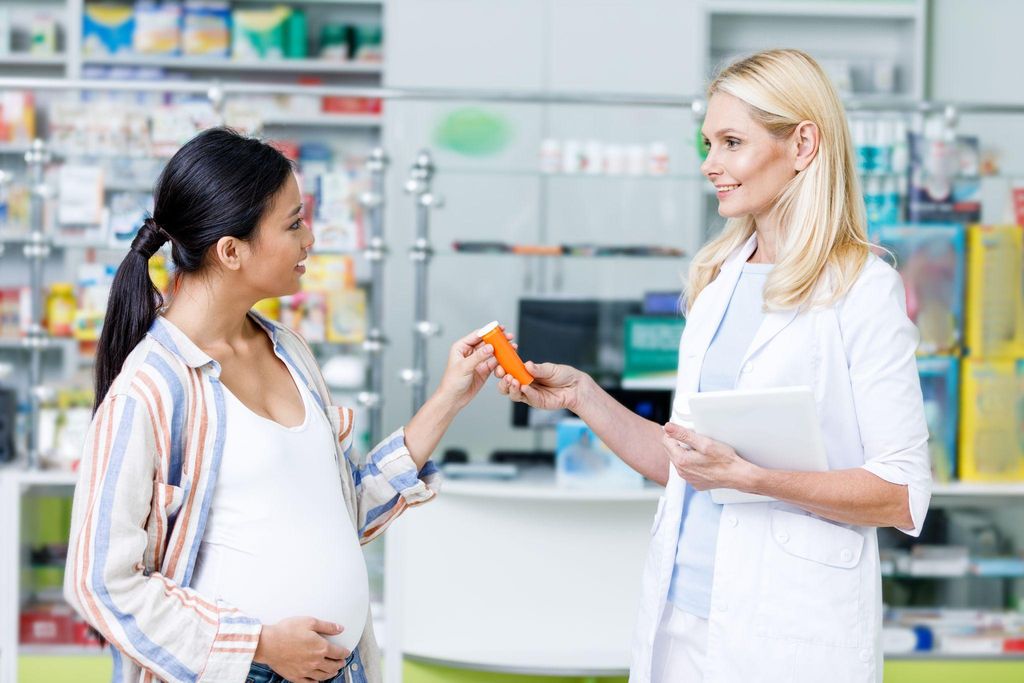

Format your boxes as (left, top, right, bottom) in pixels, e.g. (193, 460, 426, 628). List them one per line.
(476, 320, 500, 336)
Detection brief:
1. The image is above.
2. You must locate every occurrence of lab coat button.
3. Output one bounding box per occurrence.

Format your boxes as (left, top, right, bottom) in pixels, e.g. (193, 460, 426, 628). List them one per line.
(776, 532, 789, 544)
(726, 515, 738, 527)
(858, 649, 871, 663)
(841, 549, 853, 563)
(742, 362, 754, 374)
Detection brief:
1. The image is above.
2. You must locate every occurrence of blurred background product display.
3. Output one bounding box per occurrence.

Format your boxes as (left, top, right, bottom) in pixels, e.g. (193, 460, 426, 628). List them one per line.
(1, 1, 1024, 683)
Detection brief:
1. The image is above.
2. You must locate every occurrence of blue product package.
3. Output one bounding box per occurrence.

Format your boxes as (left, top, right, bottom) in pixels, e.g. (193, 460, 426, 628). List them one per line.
(868, 223, 966, 355)
(917, 356, 959, 482)
(82, 5, 136, 56)
(555, 418, 643, 490)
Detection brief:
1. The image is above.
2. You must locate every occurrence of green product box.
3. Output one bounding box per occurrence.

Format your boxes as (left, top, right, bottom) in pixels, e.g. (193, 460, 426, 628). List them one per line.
(24, 495, 72, 546)
(623, 316, 685, 384)
(232, 7, 291, 60)
(285, 10, 307, 58)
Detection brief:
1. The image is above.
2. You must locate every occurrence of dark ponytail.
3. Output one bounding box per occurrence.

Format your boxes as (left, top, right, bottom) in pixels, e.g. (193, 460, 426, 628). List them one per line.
(93, 127, 294, 409)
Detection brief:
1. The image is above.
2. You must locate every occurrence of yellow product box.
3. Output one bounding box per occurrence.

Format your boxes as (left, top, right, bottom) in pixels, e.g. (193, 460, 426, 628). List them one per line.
(958, 358, 1024, 481)
(327, 287, 366, 344)
(964, 225, 1024, 358)
(303, 254, 355, 292)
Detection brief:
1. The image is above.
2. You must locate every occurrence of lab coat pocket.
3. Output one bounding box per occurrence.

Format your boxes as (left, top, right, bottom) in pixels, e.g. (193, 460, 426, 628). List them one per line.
(754, 508, 866, 649)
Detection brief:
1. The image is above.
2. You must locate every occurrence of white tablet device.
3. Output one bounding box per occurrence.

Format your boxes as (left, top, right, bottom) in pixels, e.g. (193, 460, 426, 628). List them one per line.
(685, 386, 829, 504)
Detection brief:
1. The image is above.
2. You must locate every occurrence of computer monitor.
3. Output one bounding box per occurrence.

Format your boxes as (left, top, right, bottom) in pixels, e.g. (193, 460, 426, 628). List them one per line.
(511, 298, 672, 427)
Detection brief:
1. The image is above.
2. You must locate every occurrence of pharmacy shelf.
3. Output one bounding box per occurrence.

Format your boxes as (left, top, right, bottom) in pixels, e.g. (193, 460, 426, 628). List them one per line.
(0, 143, 31, 155)
(886, 653, 1024, 661)
(705, 1, 919, 19)
(933, 483, 1024, 497)
(242, 0, 383, 4)
(81, 55, 383, 75)
(882, 571, 1024, 580)
(440, 168, 704, 181)
(0, 338, 77, 353)
(104, 179, 154, 193)
(261, 113, 382, 128)
(0, 467, 78, 488)
(0, 54, 65, 67)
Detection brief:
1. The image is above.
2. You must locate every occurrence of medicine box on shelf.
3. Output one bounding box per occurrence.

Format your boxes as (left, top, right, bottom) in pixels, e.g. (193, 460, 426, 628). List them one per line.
(958, 358, 1024, 482)
(965, 225, 1024, 359)
(868, 222, 965, 356)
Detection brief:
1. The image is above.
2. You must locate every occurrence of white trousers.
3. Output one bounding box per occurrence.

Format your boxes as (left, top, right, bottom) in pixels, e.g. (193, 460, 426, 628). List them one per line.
(651, 604, 709, 683)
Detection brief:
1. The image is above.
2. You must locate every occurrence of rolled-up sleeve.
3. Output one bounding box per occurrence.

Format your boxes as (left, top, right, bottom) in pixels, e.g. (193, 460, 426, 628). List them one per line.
(348, 426, 441, 543)
(841, 260, 933, 536)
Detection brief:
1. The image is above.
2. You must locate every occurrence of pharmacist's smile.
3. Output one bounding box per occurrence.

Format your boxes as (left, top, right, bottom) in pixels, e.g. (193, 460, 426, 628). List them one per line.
(715, 183, 741, 197)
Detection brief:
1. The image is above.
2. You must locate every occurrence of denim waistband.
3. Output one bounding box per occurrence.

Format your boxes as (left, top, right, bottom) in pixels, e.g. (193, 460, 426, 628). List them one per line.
(246, 652, 356, 683)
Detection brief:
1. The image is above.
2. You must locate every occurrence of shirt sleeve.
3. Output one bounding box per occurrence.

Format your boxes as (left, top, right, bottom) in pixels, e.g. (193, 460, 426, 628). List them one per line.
(345, 426, 441, 544)
(840, 260, 933, 537)
(64, 392, 261, 683)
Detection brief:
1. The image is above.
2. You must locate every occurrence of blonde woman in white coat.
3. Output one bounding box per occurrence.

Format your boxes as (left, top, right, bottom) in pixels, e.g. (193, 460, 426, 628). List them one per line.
(497, 49, 931, 683)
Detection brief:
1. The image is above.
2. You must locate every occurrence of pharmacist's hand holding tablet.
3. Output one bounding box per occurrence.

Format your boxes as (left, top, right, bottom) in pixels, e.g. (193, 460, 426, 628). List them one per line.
(662, 386, 829, 504)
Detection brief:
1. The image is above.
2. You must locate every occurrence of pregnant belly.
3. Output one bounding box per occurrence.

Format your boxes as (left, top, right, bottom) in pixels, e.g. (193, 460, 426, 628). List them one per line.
(194, 540, 370, 652)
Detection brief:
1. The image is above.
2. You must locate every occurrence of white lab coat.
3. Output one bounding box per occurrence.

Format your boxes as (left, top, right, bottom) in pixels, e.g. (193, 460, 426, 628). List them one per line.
(630, 234, 932, 683)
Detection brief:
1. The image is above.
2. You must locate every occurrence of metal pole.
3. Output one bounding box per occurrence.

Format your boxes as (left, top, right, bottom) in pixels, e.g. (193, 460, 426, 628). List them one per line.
(400, 150, 442, 413)
(358, 148, 388, 447)
(23, 139, 51, 468)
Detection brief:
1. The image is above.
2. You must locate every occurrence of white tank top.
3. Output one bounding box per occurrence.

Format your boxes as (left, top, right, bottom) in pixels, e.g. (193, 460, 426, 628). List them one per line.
(191, 362, 368, 651)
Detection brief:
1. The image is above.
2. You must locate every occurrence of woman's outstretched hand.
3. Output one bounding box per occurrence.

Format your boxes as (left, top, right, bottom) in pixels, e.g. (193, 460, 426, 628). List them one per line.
(497, 360, 586, 413)
(435, 328, 509, 409)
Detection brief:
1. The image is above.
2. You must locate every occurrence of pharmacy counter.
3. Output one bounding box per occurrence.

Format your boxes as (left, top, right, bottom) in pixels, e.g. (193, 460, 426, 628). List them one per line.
(383, 470, 661, 681)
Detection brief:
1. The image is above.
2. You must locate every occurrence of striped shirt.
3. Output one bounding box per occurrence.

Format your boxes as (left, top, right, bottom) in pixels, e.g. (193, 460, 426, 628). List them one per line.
(64, 312, 440, 683)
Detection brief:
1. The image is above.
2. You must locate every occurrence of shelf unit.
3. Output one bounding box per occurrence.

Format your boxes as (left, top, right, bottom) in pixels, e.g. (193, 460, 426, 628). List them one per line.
(0, 3, 390, 680)
(697, 0, 927, 99)
(81, 55, 382, 75)
(0, 55, 65, 67)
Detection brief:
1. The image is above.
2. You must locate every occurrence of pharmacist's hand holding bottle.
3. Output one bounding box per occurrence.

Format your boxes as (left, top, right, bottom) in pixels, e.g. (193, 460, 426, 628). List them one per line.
(496, 361, 589, 413)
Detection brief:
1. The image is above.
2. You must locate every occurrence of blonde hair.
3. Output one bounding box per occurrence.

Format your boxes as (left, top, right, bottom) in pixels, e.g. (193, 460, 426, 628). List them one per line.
(686, 49, 869, 312)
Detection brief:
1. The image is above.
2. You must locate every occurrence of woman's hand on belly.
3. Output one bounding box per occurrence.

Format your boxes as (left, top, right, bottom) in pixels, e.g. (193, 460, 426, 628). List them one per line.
(661, 423, 759, 492)
(254, 616, 350, 682)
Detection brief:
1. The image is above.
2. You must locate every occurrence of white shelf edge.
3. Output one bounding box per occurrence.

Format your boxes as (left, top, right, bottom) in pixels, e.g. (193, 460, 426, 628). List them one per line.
(0, 467, 79, 486)
(18, 644, 108, 657)
(884, 652, 1024, 661)
(82, 55, 383, 75)
(704, 1, 918, 20)
(932, 483, 1024, 497)
(0, 54, 66, 66)
(241, 0, 384, 4)
(621, 376, 677, 391)
(261, 113, 382, 128)
(0, 337, 76, 352)
(0, 144, 31, 155)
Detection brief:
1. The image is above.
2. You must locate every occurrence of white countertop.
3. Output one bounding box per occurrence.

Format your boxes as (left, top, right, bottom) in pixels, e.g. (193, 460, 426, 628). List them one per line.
(440, 467, 663, 502)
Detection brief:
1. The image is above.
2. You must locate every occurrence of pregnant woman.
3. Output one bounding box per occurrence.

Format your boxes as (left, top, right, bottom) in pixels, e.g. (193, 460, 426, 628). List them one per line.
(65, 128, 501, 683)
